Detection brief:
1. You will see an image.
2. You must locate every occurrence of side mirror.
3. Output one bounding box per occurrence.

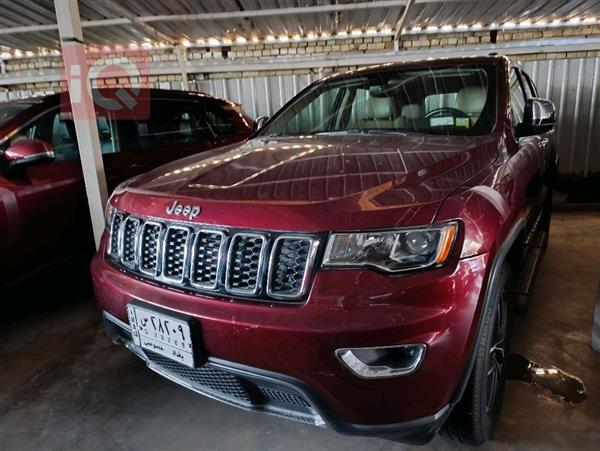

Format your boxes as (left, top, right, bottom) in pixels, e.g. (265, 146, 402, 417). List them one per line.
(519, 98, 556, 137)
(2, 139, 54, 171)
(253, 115, 269, 132)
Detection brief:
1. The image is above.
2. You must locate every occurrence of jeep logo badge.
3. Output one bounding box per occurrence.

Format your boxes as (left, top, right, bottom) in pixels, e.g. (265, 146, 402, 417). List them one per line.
(166, 200, 201, 220)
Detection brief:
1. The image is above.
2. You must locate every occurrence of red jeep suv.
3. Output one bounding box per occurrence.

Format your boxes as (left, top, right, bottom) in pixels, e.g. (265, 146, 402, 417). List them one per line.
(0, 89, 252, 290)
(92, 56, 556, 445)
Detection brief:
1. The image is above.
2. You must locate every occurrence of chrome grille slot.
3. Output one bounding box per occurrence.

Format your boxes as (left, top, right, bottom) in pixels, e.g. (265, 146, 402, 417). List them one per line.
(106, 210, 319, 302)
(226, 234, 266, 295)
(268, 237, 315, 299)
(162, 226, 190, 282)
(109, 212, 125, 258)
(120, 217, 140, 268)
(139, 222, 163, 276)
(191, 231, 224, 290)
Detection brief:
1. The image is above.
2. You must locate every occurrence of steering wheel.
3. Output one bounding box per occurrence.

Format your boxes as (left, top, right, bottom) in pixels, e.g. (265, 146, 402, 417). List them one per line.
(424, 107, 469, 119)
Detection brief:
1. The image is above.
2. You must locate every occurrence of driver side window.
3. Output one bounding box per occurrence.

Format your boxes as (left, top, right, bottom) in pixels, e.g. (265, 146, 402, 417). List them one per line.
(14, 108, 116, 160)
(510, 69, 527, 128)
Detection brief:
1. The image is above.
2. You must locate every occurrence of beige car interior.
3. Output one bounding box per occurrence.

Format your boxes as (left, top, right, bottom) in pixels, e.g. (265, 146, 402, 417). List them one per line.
(455, 86, 487, 123)
(350, 84, 487, 130)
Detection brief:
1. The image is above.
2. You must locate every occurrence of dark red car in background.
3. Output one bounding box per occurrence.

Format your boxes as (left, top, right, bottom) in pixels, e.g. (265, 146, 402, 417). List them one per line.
(93, 56, 556, 445)
(0, 89, 253, 290)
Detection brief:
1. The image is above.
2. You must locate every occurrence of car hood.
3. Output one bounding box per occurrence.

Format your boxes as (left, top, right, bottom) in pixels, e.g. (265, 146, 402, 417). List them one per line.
(115, 133, 500, 231)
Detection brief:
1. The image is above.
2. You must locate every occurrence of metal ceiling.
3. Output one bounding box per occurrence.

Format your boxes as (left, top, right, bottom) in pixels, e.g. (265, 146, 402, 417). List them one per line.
(0, 0, 599, 51)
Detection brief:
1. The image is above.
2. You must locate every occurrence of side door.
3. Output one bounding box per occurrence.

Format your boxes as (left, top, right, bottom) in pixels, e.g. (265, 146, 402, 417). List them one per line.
(121, 98, 217, 173)
(509, 68, 549, 235)
(3, 107, 123, 270)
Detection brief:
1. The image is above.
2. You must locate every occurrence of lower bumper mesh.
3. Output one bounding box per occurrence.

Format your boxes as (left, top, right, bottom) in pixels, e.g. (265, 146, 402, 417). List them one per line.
(104, 311, 321, 425)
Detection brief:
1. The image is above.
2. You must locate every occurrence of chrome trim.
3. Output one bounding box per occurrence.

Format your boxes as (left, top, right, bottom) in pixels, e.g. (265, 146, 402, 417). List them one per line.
(225, 232, 268, 296)
(120, 216, 142, 269)
(137, 221, 165, 277)
(106, 210, 319, 301)
(190, 229, 227, 290)
(335, 344, 427, 379)
(107, 211, 124, 256)
(266, 235, 320, 299)
(160, 225, 192, 284)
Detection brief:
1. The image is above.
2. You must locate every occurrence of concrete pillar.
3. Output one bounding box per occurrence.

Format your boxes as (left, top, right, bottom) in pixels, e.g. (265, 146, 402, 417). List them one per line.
(54, 0, 108, 249)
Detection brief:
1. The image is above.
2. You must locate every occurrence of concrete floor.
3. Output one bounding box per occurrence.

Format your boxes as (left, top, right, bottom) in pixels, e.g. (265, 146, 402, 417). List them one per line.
(1, 212, 600, 451)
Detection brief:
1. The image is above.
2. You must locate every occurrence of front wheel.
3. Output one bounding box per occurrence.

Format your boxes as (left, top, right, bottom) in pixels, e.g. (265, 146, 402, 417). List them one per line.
(441, 263, 513, 445)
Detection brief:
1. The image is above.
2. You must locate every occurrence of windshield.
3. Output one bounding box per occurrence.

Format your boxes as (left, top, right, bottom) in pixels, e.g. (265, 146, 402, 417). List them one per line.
(0, 102, 35, 128)
(261, 64, 496, 137)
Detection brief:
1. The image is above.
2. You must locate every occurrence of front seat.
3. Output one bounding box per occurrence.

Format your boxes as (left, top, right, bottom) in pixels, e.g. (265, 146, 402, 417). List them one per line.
(357, 96, 396, 129)
(455, 86, 487, 124)
(400, 104, 422, 128)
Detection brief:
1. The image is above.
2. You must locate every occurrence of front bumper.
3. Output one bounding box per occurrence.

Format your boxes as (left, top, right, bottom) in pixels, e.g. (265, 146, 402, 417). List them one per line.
(93, 234, 490, 443)
(103, 310, 449, 443)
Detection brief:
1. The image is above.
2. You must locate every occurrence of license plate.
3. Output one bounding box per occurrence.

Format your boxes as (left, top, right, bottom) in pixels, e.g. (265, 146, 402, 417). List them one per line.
(127, 302, 197, 368)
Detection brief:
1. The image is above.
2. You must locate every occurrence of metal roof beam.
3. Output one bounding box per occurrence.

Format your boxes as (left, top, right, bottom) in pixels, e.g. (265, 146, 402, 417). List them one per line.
(0, 0, 478, 36)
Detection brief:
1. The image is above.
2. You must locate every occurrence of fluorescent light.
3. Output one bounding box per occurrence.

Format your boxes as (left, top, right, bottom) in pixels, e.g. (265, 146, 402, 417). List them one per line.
(351, 29, 363, 36)
(366, 28, 378, 35)
(583, 17, 596, 24)
(426, 25, 438, 32)
(441, 25, 453, 32)
(411, 26, 422, 32)
(208, 37, 220, 45)
(337, 30, 348, 37)
(457, 24, 468, 30)
(222, 37, 232, 44)
(306, 32, 316, 40)
(235, 36, 247, 44)
(503, 21, 516, 28)
(568, 17, 581, 24)
(265, 35, 275, 42)
(278, 35, 289, 42)
(381, 26, 392, 34)
(181, 39, 191, 47)
(519, 20, 532, 27)
(321, 31, 330, 38)
(472, 23, 482, 29)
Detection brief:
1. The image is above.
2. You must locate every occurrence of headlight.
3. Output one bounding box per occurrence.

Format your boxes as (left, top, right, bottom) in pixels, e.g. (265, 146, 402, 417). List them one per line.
(322, 222, 458, 273)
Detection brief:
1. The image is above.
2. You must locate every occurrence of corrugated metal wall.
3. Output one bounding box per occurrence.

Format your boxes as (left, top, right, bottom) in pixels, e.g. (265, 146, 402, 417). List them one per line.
(522, 58, 600, 177)
(195, 73, 322, 119)
(195, 57, 600, 176)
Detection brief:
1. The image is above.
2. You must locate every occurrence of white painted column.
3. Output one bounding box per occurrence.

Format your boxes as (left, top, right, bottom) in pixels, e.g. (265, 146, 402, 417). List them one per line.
(176, 42, 190, 91)
(54, 0, 108, 249)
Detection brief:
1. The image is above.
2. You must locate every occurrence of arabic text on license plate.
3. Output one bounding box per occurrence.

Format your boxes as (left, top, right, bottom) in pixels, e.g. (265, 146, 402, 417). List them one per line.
(127, 303, 195, 368)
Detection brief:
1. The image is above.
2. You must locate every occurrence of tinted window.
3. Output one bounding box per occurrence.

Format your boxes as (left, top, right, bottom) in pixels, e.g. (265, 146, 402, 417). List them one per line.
(0, 102, 34, 127)
(261, 64, 496, 137)
(204, 106, 235, 136)
(510, 69, 527, 127)
(135, 100, 213, 150)
(521, 71, 538, 98)
(12, 108, 116, 160)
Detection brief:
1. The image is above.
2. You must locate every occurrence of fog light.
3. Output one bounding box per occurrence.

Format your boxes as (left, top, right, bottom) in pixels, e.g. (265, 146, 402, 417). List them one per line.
(335, 344, 426, 378)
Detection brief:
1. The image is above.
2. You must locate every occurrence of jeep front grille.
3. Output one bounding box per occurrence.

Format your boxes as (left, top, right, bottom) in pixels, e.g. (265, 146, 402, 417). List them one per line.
(107, 210, 319, 302)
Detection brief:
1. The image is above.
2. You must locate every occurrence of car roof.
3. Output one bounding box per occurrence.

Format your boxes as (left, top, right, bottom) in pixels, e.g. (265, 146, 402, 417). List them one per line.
(323, 54, 510, 82)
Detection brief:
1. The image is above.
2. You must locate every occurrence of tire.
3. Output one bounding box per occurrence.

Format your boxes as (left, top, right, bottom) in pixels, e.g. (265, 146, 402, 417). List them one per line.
(441, 263, 513, 446)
